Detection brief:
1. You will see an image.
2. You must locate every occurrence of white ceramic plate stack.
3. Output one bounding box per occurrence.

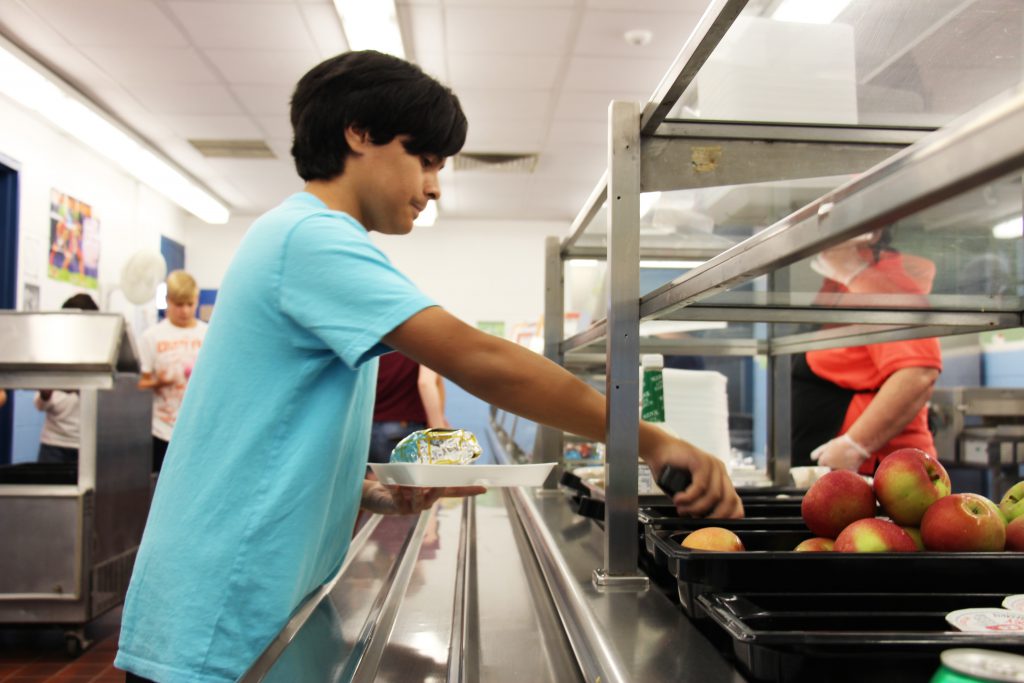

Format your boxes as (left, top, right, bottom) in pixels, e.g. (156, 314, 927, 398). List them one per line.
(662, 368, 731, 463)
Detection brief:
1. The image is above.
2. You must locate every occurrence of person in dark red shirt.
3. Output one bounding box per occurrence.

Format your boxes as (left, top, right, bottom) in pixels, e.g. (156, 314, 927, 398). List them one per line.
(792, 229, 942, 475)
(368, 351, 450, 464)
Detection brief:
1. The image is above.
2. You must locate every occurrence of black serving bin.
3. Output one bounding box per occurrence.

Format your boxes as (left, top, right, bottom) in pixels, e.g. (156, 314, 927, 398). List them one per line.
(698, 591, 1024, 683)
(649, 527, 1024, 619)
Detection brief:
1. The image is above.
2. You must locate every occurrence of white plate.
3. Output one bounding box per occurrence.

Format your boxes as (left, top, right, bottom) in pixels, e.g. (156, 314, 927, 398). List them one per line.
(370, 462, 555, 488)
(1005, 595, 1024, 611)
(946, 608, 1024, 633)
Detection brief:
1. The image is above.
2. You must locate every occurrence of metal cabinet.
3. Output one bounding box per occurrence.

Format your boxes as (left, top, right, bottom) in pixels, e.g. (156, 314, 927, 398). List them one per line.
(0, 312, 152, 652)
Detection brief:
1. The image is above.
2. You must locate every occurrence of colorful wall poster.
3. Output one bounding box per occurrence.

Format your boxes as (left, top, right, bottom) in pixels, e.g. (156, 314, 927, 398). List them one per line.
(48, 189, 100, 289)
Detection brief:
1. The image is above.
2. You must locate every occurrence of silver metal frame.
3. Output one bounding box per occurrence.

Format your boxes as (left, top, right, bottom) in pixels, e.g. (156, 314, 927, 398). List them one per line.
(601, 100, 645, 583)
(549, 0, 1024, 580)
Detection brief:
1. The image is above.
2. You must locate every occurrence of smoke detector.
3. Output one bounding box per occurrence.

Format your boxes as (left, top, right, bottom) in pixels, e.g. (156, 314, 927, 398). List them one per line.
(623, 29, 653, 47)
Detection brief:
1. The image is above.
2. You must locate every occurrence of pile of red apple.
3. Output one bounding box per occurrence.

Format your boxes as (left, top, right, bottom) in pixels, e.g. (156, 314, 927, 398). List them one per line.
(796, 448, 1024, 553)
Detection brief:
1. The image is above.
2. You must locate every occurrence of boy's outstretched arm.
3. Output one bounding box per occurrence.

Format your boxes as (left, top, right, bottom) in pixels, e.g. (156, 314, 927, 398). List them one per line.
(383, 306, 743, 519)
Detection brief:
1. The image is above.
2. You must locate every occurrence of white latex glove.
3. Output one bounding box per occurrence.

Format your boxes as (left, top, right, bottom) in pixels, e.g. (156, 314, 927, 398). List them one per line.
(811, 433, 870, 471)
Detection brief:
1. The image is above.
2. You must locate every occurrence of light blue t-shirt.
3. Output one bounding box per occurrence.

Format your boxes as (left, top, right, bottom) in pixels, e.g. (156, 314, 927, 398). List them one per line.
(115, 193, 435, 683)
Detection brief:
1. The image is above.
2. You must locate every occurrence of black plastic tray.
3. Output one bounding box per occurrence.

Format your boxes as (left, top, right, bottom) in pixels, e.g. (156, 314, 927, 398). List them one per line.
(699, 591, 1024, 683)
(649, 526, 1024, 618)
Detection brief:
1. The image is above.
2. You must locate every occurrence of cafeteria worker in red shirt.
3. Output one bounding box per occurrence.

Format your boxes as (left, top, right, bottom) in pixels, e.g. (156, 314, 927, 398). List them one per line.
(791, 229, 942, 475)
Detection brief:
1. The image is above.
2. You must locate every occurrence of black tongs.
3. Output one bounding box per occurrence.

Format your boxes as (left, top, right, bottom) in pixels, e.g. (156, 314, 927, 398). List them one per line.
(655, 465, 692, 498)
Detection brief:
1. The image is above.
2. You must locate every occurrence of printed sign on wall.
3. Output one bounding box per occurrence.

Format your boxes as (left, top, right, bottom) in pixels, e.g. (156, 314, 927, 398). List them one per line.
(48, 189, 100, 289)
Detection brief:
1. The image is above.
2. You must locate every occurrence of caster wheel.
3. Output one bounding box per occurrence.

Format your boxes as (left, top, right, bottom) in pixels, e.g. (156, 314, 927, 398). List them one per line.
(64, 630, 92, 658)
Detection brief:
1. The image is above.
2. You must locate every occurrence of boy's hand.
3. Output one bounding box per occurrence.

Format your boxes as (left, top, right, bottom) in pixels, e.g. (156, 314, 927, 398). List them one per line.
(360, 480, 486, 516)
(645, 436, 744, 519)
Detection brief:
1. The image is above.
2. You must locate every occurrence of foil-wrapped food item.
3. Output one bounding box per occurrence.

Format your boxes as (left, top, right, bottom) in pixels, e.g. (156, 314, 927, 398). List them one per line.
(390, 428, 482, 465)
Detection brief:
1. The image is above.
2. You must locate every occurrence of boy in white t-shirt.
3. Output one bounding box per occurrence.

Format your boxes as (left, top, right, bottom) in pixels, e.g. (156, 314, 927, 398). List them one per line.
(138, 270, 207, 472)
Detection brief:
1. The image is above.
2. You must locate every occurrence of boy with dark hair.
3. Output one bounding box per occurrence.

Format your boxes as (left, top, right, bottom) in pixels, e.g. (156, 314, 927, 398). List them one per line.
(116, 51, 741, 683)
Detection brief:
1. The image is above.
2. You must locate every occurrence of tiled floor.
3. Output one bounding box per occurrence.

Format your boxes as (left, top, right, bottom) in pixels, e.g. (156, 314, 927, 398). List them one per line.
(0, 609, 122, 683)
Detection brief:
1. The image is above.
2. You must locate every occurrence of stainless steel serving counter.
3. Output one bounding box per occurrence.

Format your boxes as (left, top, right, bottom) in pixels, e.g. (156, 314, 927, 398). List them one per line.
(244, 485, 745, 682)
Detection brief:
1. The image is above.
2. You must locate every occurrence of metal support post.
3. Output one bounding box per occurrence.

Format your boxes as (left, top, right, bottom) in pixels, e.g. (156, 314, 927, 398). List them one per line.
(537, 236, 566, 488)
(595, 100, 647, 590)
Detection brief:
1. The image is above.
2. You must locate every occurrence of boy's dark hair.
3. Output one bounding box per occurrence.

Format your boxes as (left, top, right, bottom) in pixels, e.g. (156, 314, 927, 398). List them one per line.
(290, 51, 467, 182)
(61, 293, 99, 311)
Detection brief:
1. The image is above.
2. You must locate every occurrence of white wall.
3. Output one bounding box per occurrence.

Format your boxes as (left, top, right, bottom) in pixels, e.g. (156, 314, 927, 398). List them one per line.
(0, 95, 188, 322)
(183, 213, 568, 334)
(370, 218, 566, 331)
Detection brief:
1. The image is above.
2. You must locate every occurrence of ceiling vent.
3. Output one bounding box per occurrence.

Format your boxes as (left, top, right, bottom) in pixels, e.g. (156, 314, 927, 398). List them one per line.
(453, 152, 538, 173)
(189, 139, 276, 159)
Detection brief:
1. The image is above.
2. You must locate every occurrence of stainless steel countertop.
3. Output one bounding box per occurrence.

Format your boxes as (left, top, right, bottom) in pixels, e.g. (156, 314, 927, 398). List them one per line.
(246, 486, 746, 682)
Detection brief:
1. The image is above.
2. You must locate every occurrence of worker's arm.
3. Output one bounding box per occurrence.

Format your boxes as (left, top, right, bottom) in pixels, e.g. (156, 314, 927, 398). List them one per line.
(847, 366, 939, 452)
(384, 306, 743, 518)
(816, 366, 939, 470)
(417, 365, 450, 428)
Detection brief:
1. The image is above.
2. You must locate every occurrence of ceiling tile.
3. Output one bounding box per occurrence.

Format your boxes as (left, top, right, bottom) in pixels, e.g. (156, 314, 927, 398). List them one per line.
(26, 0, 189, 47)
(574, 9, 704, 58)
(544, 119, 607, 145)
(79, 46, 220, 84)
(0, 0, 71, 49)
(448, 55, 562, 89)
(161, 114, 264, 139)
(414, 51, 449, 85)
(551, 88, 648, 122)
(586, 0, 713, 10)
(444, 0, 574, 6)
(445, 6, 575, 55)
(563, 55, 671, 92)
(166, 1, 311, 49)
(125, 83, 243, 115)
(462, 117, 546, 152)
(456, 89, 551, 122)
(204, 49, 321, 84)
(402, 5, 444, 62)
(298, 4, 348, 58)
(230, 83, 294, 115)
(255, 114, 293, 138)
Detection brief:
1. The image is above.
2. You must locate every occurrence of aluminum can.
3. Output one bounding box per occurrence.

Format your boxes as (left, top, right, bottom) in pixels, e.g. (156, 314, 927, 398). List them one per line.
(931, 649, 1024, 683)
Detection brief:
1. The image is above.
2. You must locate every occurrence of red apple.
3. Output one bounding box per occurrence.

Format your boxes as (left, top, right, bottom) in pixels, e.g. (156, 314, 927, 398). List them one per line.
(920, 493, 1006, 552)
(834, 518, 919, 552)
(901, 526, 925, 551)
(1000, 481, 1024, 523)
(801, 470, 876, 539)
(794, 537, 835, 552)
(681, 527, 744, 552)
(872, 448, 951, 526)
(1007, 516, 1024, 552)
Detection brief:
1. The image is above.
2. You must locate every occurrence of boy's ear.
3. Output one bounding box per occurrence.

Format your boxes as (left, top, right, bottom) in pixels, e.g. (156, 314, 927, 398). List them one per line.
(344, 126, 372, 153)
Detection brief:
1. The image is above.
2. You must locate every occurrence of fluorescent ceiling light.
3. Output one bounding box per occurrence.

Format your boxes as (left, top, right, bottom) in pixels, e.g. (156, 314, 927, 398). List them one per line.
(993, 217, 1023, 240)
(333, 0, 405, 59)
(772, 0, 852, 24)
(413, 200, 437, 227)
(0, 41, 229, 224)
